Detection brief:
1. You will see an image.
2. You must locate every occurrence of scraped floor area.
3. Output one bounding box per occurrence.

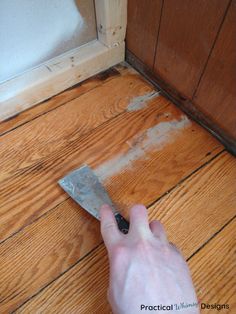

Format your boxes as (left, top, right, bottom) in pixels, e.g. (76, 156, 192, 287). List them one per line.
(0, 63, 235, 313)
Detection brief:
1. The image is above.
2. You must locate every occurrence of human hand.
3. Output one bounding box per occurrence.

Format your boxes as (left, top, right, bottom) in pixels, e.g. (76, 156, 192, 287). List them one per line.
(100, 204, 199, 314)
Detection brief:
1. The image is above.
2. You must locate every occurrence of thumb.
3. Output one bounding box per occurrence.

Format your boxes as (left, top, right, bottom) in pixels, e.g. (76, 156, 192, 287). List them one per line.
(100, 204, 121, 250)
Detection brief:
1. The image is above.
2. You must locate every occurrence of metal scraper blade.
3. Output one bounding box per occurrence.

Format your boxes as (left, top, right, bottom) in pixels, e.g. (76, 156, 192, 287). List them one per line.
(58, 164, 116, 220)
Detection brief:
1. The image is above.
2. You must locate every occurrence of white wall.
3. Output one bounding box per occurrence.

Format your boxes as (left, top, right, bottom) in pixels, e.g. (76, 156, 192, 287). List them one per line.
(0, 0, 97, 83)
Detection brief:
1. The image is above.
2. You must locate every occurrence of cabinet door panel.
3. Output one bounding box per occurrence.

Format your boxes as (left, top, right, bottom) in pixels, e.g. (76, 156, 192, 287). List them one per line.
(154, 0, 229, 98)
(126, 0, 162, 68)
(194, 0, 236, 140)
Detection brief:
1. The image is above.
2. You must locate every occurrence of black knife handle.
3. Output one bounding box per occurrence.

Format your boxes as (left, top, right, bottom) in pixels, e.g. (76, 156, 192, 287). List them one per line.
(114, 213, 129, 234)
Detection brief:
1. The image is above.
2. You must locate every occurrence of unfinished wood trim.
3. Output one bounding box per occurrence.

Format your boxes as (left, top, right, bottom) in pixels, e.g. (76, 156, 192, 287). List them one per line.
(95, 0, 127, 47)
(0, 40, 124, 121)
(0, 0, 128, 121)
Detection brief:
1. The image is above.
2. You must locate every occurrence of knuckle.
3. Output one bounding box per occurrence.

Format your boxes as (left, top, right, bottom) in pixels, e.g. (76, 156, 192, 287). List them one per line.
(135, 238, 151, 252)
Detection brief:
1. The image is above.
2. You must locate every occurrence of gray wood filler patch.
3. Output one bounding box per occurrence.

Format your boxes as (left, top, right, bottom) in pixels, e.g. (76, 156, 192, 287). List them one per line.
(95, 114, 191, 182)
(127, 90, 160, 111)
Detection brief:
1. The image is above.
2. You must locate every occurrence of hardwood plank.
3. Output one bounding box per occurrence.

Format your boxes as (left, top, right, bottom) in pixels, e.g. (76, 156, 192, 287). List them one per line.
(0, 67, 122, 136)
(148, 152, 236, 256)
(0, 199, 102, 313)
(15, 245, 110, 314)
(0, 70, 159, 243)
(2, 152, 234, 313)
(126, 0, 162, 68)
(15, 152, 236, 313)
(0, 105, 225, 307)
(0, 90, 222, 243)
(154, 0, 230, 99)
(190, 219, 236, 312)
(193, 0, 236, 141)
(0, 68, 151, 185)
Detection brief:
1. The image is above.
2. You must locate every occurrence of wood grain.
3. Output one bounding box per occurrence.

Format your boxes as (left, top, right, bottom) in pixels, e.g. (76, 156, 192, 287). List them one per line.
(0, 67, 121, 136)
(0, 198, 102, 313)
(190, 219, 236, 312)
(148, 152, 236, 255)
(126, 0, 163, 68)
(153, 0, 230, 99)
(16, 245, 110, 314)
(0, 70, 161, 241)
(193, 0, 236, 141)
(0, 92, 222, 243)
(0, 70, 154, 185)
(15, 152, 236, 313)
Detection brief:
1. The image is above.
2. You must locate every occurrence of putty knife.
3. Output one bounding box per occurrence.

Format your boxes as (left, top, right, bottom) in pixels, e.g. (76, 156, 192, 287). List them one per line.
(58, 165, 129, 234)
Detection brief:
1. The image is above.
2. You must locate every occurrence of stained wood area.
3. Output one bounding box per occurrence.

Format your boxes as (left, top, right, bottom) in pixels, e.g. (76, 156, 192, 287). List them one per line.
(193, 0, 236, 141)
(0, 63, 235, 313)
(153, 0, 230, 99)
(126, 0, 162, 68)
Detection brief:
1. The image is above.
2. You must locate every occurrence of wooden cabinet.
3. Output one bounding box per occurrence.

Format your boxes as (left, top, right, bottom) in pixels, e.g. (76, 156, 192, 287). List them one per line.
(126, 0, 162, 68)
(193, 0, 236, 142)
(153, 0, 229, 98)
(126, 0, 236, 154)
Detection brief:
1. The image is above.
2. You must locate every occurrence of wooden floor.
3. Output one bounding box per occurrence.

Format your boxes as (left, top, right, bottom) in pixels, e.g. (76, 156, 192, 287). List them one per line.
(0, 63, 235, 313)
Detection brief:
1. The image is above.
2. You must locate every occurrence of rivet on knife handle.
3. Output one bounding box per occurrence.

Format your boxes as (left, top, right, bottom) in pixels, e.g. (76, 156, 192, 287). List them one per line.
(114, 213, 129, 234)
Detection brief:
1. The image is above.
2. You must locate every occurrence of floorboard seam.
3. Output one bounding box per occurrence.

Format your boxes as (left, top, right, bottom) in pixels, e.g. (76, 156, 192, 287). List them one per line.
(187, 215, 236, 262)
(0, 197, 70, 246)
(147, 148, 225, 209)
(11, 242, 104, 313)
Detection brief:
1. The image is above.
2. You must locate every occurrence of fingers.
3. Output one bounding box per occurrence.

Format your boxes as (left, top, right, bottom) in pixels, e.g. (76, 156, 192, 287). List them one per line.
(149, 220, 168, 243)
(169, 242, 182, 255)
(100, 204, 121, 249)
(101, 204, 169, 246)
(129, 204, 151, 237)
